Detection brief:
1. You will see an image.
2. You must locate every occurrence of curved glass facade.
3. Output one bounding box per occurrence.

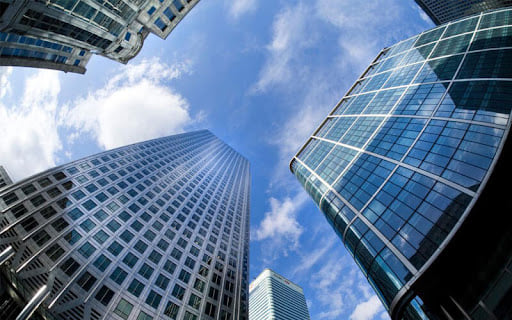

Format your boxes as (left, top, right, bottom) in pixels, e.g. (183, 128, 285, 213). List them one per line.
(290, 8, 512, 319)
(0, 130, 250, 320)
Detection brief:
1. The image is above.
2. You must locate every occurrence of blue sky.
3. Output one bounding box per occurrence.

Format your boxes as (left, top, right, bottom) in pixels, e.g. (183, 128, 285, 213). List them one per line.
(0, 1, 433, 319)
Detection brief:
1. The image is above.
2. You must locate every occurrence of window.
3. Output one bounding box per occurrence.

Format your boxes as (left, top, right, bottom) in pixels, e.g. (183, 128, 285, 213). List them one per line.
(127, 279, 144, 297)
(114, 299, 133, 320)
(164, 301, 179, 319)
(184, 311, 197, 320)
(137, 311, 153, 320)
(123, 252, 138, 268)
(51, 218, 69, 232)
(145, 290, 162, 309)
(138, 263, 154, 279)
(108, 241, 123, 256)
(155, 273, 170, 290)
(171, 284, 185, 300)
(193, 278, 205, 293)
(208, 287, 219, 300)
(148, 250, 162, 264)
(80, 219, 96, 232)
(94, 209, 108, 221)
(120, 230, 134, 243)
(93, 254, 111, 271)
(61, 257, 80, 276)
(64, 230, 82, 245)
(68, 208, 84, 220)
(92, 230, 108, 244)
(72, 190, 86, 201)
(171, 248, 182, 261)
(82, 200, 97, 212)
(157, 239, 169, 251)
(33, 230, 51, 246)
(188, 293, 201, 310)
(144, 229, 156, 241)
(46, 244, 64, 261)
(95, 285, 114, 306)
(79, 242, 96, 258)
(110, 267, 128, 285)
(163, 260, 176, 274)
(134, 240, 148, 254)
(77, 272, 96, 291)
(107, 201, 120, 212)
(107, 219, 121, 232)
(178, 269, 191, 284)
(204, 302, 216, 317)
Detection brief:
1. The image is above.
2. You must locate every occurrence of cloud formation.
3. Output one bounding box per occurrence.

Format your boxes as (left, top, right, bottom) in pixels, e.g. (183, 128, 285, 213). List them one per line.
(227, 0, 257, 19)
(253, 191, 309, 246)
(350, 296, 386, 320)
(61, 58, 194, 150)
(0, 69, 62, 181)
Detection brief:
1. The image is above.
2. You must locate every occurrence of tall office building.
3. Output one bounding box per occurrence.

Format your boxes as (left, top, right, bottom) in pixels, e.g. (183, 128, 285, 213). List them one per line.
(0, 166, 12, 189)
(0, 130, 250, 320)
(0, 0, 199, 73)
(291, 7, 512, 320)
(415, 0, 512, 25)
(249, 269, 310, 320)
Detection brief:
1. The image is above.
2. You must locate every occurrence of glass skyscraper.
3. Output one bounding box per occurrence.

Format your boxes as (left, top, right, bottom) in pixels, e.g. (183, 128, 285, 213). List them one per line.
(249, 269, 310, 320)
(415, 0, 512, 25)
(291, 7, 512, 320)
(0, 0, 199, 73)
(0, 130, 250, 320)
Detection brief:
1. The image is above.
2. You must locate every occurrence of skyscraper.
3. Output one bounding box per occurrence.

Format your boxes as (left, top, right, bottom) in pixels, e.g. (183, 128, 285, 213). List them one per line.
(290, 7, 512, 320)
(0, 0, 199, 73)
(0, 166, 12, 189)
(0, 130, 250, 320)
(415, 0, 512, 25)
(249, 269, 310, 320)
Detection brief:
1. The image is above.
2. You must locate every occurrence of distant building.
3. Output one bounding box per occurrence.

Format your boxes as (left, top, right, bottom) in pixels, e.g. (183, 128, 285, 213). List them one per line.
(0, 166, 12, 189)
(249, 269, 310, 320)
(0, 0, 199, 73)
(291, 7, 512, 320)
(0, 130, 250, 320)
(415, 0, 512, 24)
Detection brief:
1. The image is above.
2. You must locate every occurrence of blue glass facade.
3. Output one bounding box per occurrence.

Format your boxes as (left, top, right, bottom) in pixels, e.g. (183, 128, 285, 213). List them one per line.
(291, 8, 512, 319)
(0, 130, 250, 320)
(415, 0, 512, 25)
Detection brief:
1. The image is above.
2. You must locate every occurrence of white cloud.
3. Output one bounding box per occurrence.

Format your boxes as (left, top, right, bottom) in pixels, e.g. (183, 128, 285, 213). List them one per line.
(292, 234, 337, 276)
(61, 58, 195, 150)
(251, 3, 316, 93)
(0, 67, 12, 99)
(253, 191, 309, 246)
(350, 296, 386, 320)
(227, 0, 257, 19)
(0, 69, 62, 181)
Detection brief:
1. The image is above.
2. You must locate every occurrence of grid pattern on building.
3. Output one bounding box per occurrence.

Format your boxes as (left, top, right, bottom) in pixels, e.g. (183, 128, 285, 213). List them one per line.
(290, 7, 512, 319)
(0, 130, 250, 320)
(415, 0, 512, 24)
(249, 269, 310, 320)
(0, 0, 199, 72)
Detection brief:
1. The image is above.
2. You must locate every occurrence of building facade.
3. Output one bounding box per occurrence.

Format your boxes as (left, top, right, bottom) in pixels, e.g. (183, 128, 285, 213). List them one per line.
(0, 166, 12, 189)
(0, 130, 250, 320)
(290, 7, 512, 320)
(0, 0, 199, 73)
(415, 0, 512, 25)
(249, 269, 310, 320)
